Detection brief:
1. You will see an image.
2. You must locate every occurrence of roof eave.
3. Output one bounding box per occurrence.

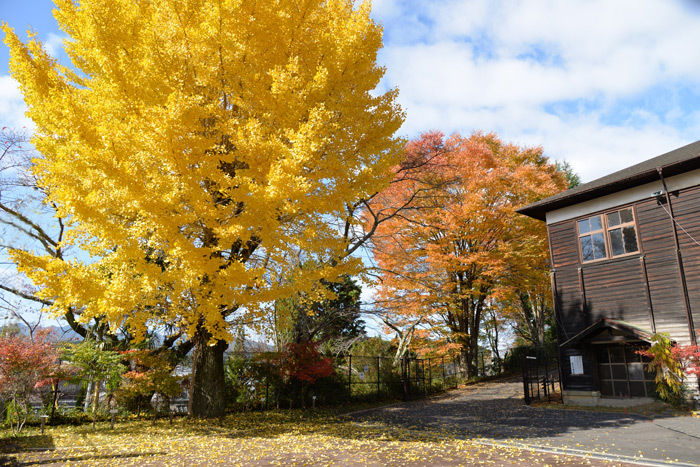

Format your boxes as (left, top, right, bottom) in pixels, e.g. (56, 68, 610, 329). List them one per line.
(517, 150, 700, 222)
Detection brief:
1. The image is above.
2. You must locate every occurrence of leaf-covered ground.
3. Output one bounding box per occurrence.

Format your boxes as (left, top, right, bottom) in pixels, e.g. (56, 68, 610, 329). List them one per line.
(1, 411, 640, 466)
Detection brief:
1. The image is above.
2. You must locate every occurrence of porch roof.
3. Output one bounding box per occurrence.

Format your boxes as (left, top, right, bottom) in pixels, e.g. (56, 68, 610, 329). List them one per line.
(560, 318, 655, 348)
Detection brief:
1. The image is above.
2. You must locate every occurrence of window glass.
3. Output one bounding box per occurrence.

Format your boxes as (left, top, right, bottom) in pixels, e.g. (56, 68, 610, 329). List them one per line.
(620, 208, 634, 224)
(578, 219, 590, 234)
(623, 226, 638, 253)
(607, 211, 621, 227)
(628, 363, 645, 380)
(579, 209, 639, 262)
(580, 236, 594, 262)
(630, 382, 646, 397)
(609, 229, 624, 256)
(611, 364, 627, 379)
(596, 350, 609, 363)
(592, 232, 607, 259)
(625, 348, 641, 362)
(613, 380, 630, 397)
(609, 348, 624, 363)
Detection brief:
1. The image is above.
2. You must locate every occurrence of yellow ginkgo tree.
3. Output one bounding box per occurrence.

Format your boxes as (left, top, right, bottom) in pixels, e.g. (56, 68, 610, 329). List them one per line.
(2, 0, 403, 417)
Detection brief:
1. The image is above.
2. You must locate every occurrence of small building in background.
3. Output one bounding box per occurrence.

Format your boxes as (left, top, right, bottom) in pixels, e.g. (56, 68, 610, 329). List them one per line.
(517, 140, 700, 406)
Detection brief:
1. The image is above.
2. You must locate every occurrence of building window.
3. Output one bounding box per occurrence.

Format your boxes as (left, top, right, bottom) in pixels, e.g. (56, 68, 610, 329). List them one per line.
(596, 346, 655, 398)
(578, 207, 639, 262)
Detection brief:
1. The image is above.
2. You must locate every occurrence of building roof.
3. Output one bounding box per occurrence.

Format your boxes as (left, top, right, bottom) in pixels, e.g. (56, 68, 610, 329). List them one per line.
(517, 139, 700, 221)
(560, 318, 655, 348)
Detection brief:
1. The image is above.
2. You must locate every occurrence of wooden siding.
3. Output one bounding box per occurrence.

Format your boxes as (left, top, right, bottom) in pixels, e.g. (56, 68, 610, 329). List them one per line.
(547, 185, 700, 390)
(580, 256, 649, 326)
(560, 347, 597, 391)
(548, 222, 585, 343)
(634, 196, 689, 344)
(549, 189, 700, 347)
(671, 185, 700, 342)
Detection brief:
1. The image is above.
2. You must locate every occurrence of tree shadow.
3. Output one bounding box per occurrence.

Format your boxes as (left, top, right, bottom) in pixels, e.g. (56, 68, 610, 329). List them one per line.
(343, 380, 700, 464)
(15, 451, 167, 466)
(0, 435, 54, 454)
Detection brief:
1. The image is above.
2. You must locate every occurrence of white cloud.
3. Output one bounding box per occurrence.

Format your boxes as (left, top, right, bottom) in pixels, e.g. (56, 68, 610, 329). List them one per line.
(0, 76, 31, 129)
(373, 0, 700, 182)
(43, 33, 65, 58)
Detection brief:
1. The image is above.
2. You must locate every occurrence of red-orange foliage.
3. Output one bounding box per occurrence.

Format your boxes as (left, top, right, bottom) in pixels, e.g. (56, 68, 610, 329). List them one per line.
(368, 131, 566, 375)
(636, 332, 700, 402)
(676, 344, 700, 376)
(278, 341, 334, 384)
(0, 330, 59, 432)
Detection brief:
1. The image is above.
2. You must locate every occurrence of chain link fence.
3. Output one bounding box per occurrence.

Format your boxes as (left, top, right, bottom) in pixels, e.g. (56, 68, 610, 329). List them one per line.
(223, 352, 469, 411)
(19, 352, 470, 417)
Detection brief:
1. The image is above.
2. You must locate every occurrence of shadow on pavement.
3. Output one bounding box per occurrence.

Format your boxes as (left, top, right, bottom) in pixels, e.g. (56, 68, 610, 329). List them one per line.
(347, 379, 700, 465)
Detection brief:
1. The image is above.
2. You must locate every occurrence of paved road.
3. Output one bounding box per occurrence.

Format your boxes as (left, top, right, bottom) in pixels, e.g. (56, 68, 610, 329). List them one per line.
(349, 378, 700, 466)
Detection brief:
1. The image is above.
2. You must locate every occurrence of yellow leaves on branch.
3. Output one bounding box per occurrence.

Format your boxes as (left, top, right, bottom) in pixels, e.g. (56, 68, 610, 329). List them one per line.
(2, 0, 404, 342)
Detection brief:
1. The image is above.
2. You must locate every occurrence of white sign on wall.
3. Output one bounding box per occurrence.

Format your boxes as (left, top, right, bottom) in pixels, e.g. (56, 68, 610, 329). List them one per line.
(570, 355, 584, 375)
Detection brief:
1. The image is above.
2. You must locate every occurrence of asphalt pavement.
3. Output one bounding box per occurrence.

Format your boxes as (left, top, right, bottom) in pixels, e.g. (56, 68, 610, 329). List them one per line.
(348, 378, 700, 466)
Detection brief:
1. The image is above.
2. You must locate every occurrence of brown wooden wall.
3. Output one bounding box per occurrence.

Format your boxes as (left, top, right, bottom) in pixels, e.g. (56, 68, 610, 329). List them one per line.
(672, 185, 700, 341)
(548, 184, 700, 351)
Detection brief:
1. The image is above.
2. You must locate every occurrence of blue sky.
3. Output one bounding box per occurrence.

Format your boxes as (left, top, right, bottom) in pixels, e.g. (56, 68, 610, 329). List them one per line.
(2, 0, 700, 183)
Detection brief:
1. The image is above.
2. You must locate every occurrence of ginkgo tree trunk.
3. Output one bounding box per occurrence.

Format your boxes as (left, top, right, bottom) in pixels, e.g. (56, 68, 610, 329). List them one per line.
(3, 0, 403, 417)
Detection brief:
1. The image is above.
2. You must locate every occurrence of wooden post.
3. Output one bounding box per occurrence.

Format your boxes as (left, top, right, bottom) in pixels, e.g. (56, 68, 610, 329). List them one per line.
(640, 256, 656, 333)
(376, 356, 381, 400)
(110, 409, 118, 430)
(522, 355, 531, 405)
(453, 357, 457, 389)
(428, 358, 432, 395)
(402, 355, 409, 401)
(442, 356, 446, 391)
(348, 354, 352, 400)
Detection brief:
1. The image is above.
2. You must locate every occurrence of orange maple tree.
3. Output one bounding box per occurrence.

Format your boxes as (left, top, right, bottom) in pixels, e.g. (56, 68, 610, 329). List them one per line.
(368, 131, 567, 376)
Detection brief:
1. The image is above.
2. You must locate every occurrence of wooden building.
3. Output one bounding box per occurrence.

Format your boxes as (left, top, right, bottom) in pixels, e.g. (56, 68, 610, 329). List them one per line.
(517, 140, 700, 405)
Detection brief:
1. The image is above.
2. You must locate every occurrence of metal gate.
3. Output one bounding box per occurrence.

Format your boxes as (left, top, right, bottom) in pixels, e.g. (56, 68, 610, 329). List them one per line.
(522, 355, 562, 404)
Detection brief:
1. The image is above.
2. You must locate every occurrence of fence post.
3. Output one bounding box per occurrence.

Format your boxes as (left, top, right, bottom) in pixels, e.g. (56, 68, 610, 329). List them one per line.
(428, 358, 432, 395)
(348, 354, 352, 400)
(523, 355, 537, 405)
(423, 359, 427, 398)
(453, 357, 457, 389)
(522, 355, 529, 404)
(414, 358, 417, 393)
(402, 355, 409, 401)
(536, 356, 541, 399)
(558, 356, 564, 403)
(544, 358, 550, 402)
(442, 356, 446, 391)
(376, 356, 381, 400)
